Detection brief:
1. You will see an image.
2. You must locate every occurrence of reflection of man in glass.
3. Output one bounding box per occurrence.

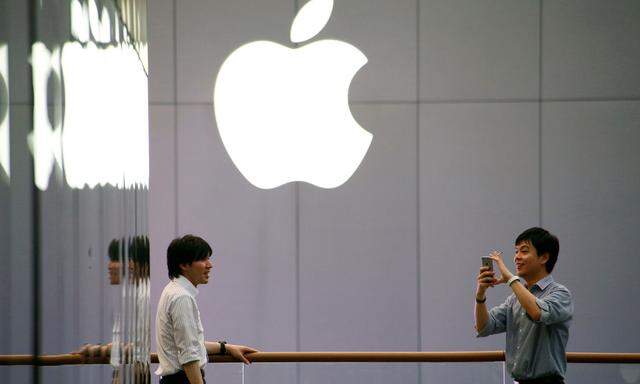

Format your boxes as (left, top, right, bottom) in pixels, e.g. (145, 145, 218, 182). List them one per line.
(108, 239, 123, 285)
(128, 236, 151, 384)
(72, 238, 123, 383)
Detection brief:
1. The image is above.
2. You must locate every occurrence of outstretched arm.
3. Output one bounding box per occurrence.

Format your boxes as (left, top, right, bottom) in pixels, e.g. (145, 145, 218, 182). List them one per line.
(71, 342, 111, 360)
(205, 341, 258, 364)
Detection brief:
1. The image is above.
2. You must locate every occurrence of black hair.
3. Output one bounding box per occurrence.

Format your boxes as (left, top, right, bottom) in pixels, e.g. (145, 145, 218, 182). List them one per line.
(128, 236, 150, 267)
(167, 235, 212, 279)
(515, 227, 559, 273)
(108, 238, 121, 262)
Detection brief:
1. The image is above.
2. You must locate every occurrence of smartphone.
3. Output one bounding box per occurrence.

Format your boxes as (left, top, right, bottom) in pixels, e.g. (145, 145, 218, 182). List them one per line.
(481, 256, 493, 271)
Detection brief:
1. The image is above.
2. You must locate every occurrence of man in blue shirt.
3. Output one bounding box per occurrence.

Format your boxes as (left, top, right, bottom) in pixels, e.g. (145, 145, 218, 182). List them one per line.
(475, 227, 573, 384)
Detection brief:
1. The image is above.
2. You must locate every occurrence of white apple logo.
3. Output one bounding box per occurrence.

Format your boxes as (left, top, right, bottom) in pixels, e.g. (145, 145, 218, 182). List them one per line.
(214, 0, 372, 189)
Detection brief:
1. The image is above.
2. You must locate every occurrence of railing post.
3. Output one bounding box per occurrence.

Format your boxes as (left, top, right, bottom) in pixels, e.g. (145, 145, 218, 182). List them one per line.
(502, 361, 506, 384)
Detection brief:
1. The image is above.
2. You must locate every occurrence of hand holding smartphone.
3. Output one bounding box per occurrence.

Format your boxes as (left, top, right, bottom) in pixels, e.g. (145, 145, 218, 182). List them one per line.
(481, 256, 493, 271)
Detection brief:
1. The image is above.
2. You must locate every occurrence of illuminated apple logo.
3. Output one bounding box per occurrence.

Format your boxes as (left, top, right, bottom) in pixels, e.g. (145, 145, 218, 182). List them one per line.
(214, 0, 372, 189)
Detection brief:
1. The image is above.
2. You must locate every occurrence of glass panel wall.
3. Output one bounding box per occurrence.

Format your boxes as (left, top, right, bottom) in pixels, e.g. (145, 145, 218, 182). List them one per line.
(0, 0, 149, 383)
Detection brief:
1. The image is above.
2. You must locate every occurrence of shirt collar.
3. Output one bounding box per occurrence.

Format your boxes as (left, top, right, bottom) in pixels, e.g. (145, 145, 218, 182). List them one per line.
(174, 275, 198, 297)
(532, 274, 554, 290)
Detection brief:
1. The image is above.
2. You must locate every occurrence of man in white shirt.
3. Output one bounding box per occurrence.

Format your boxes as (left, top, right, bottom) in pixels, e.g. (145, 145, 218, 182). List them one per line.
(156, 235, 257, 384)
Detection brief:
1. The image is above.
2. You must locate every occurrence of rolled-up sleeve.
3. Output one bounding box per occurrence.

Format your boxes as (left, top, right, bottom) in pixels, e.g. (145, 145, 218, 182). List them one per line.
(535, 287, 573, 325)
(169, 295, 203, 366)
(477, 296, 510, 337)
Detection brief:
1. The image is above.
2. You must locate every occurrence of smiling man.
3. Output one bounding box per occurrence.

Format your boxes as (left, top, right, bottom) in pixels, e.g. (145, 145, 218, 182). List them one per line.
(156, 235, 258, 384)
(475, 227, 573, 384)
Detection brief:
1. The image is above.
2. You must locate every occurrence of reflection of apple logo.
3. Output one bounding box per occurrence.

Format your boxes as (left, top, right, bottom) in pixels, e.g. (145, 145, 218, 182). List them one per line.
(28, 41, 148, 191)
(214, 0, 372, 189)
(30, 43, 63, 191)
(0, 64, 7, 123)
(1, 43, 9, 179)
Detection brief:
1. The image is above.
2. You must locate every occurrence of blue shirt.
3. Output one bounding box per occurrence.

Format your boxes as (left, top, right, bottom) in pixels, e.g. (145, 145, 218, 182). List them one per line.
(477, 275, 573, 381)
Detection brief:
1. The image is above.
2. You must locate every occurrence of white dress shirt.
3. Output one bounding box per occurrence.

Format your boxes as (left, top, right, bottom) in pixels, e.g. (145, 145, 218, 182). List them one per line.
(155, 276, 208, 376)
(110, 311, 120, 368)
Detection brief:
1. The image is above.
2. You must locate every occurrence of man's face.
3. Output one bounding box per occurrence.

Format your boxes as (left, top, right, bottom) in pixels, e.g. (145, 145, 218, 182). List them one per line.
(180, 256, 213, 286)
(514, 240, 548, 278)
(108, 260, 121, 285)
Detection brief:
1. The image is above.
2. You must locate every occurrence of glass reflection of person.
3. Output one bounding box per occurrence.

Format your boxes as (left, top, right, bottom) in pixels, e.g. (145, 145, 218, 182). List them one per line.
(128, 236, 151, 384)
(156, 235, 258, 384)
(72, 238, 123, 383)
(475, 228, 573, 384)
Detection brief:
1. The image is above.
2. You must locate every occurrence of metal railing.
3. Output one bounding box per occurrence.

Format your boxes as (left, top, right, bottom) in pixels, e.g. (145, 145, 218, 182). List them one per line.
(1, 351, 639, 366)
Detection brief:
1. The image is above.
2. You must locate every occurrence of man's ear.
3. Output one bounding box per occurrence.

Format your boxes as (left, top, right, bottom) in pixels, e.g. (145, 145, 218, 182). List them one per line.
(539, 252, 549, 267)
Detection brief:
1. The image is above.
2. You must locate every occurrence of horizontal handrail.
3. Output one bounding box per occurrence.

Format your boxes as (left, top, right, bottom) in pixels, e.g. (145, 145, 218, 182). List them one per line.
(1, 351, 639, 366)
(212, 351, 507, 363)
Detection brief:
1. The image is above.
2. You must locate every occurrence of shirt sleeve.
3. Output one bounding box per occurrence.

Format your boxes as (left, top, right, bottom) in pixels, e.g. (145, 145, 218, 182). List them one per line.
(534, 286, 573, 325)
(169, 295, 203, 366)
(477, 296, 511, 337)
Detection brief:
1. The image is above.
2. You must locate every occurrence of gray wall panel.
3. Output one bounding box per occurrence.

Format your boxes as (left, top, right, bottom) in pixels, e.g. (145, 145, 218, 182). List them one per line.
(175, 104, 297, 381)
(419, 103, 539, 383)
(148, 1, 640, 383)
(7, 0, 30, 104)
(0, 144, 8, 356)
(101, 186, 126, 375)
(420, 0, 539, 101)
(0, 179, 7, 381)
(541, 101, 640, 355)
(542, 0, 640, 99)
(76, 189, 108, 384)
(148, 0, 176, 104)
(301, 364, 419, 384)
(8, 105, 33, 383)
(322, 0, 417, 102)
(149, 105, 176, 355)
(299, 104, 418, 383)
(176, 0, 292, 103)
(40, 174, 75, 358)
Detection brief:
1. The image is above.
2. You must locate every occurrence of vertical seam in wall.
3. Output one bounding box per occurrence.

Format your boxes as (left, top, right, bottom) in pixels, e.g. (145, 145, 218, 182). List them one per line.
(29, 0, 41, 380)
(295, 182, 301, 374)
(99, 189, 105, 345)
(294, 6, 301, 384)
(538, 0, 543, 227)
(416, 1, 422, 383)
(135, 184, 139, 234)
(294, 6, 300, 384)
(74, 190, 79, 353)
(173, 0, 179, 237)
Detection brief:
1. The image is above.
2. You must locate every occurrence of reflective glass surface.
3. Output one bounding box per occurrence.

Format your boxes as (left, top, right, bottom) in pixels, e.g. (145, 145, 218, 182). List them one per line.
(0, 0, 149, 383)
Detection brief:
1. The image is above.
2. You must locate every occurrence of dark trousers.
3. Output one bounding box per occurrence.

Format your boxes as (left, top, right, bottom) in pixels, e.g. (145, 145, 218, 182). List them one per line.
(159, 369, 206, 384)
(517, 375, 565, 384)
